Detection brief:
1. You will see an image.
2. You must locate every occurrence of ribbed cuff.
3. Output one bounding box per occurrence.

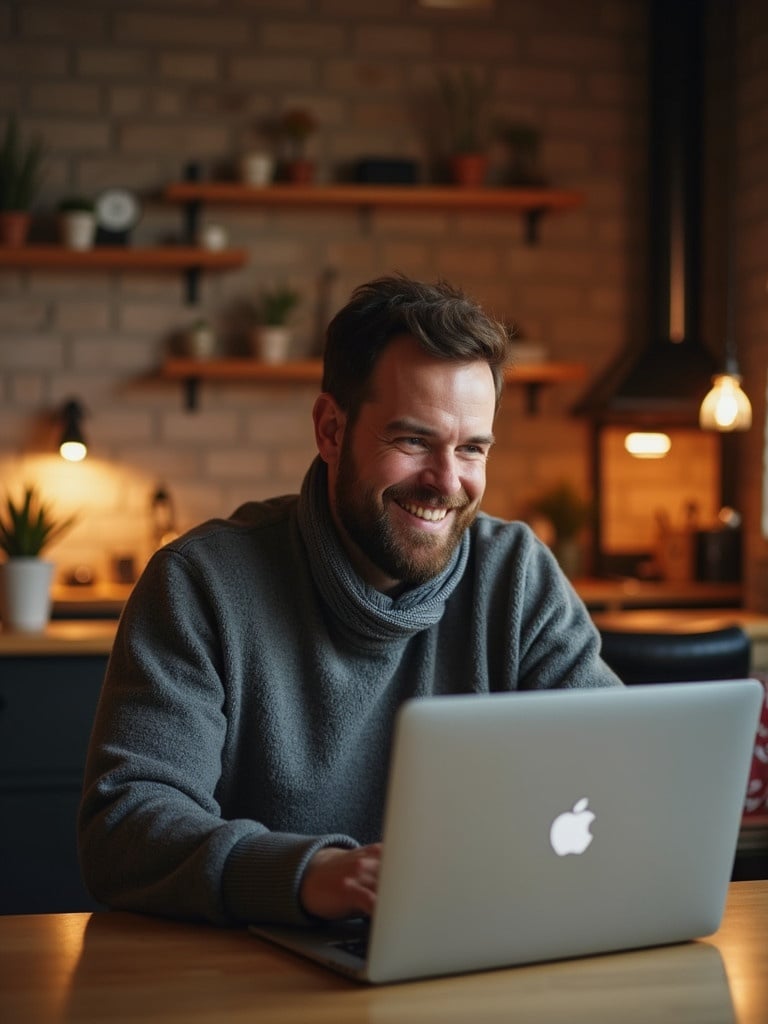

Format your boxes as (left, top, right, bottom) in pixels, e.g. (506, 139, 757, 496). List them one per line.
(222, 830, 357, 925)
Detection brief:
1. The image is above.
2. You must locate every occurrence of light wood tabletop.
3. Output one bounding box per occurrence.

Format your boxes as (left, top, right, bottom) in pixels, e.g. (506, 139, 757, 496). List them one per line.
(1, 881, 765, 1024)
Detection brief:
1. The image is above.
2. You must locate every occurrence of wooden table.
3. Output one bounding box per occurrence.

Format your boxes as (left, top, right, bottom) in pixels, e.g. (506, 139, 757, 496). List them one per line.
(1, 882, 765, 1024)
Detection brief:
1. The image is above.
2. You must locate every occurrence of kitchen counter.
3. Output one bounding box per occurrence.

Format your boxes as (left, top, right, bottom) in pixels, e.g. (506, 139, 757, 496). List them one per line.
(3, 607, 767, 668)
(47, 578, 743, 621)
(0, 619, 117, 654)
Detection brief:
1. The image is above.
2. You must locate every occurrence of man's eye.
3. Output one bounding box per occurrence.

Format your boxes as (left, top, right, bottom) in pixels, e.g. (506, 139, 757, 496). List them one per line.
(401, 436, 427, 448)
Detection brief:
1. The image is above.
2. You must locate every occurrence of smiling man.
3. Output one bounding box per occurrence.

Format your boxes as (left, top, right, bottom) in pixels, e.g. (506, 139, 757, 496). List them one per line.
(79, 275, 622, 929)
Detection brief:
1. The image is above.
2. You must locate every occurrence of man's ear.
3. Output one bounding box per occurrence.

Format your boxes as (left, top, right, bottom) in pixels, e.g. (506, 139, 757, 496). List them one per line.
(313, 392, 347, 464)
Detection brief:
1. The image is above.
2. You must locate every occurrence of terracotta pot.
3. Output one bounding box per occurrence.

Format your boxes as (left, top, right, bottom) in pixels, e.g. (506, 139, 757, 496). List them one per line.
(285, 159, 314, 185)
(449, 153, 489, 188)
(0, 211, 31, 247)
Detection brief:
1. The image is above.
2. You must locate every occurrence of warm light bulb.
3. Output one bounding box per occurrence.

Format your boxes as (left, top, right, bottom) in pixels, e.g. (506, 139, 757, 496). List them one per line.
(59, 440, 87, 462)
(624, 432, 672, 458)
(699, 374, 752, 431)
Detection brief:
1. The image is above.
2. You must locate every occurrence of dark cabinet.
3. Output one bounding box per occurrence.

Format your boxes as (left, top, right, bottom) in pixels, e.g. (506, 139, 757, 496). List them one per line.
(0, 656, 107, 914)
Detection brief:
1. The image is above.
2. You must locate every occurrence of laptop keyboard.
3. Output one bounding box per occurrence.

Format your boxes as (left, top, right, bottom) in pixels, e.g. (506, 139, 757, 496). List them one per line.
(330, 936, 369, 961)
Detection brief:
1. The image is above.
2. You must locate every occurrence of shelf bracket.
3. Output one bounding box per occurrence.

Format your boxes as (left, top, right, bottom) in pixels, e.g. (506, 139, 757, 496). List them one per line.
(184, 267, 201, 305)
(183, 376, 200, 411)
(524, 208, 545, 245)
(524, 382, 543, 415)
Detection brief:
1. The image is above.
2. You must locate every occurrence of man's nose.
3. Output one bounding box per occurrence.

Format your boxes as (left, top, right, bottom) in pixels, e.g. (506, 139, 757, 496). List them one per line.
(419, 451, 462, 495)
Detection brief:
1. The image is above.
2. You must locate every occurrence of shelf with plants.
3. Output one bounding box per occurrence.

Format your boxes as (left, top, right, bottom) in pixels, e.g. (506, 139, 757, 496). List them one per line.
(159, 357, 587, 413)
(0, 246, 248, 303)
(164, 182, 585, 245)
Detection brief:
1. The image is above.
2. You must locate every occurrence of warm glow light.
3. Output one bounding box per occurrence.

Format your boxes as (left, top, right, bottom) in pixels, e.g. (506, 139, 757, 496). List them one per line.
(699, 374, 752, 431)
(624, 432, 672, 458)
(59, 440, 87, 462)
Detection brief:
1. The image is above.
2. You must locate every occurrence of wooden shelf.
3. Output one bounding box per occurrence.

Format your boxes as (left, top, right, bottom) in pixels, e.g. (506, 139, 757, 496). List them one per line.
(0, 245, 247, 270)
(160, 357, 587, 412)
(165, 182, 585, 244)
(0, 245, 248, 303)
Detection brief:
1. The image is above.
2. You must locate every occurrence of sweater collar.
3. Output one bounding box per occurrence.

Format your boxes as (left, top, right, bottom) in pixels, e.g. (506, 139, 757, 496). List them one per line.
(297, 457, 469, 645)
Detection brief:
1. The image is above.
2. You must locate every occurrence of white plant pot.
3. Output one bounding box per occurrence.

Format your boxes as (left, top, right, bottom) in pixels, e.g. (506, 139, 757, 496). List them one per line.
(183, 322, 217, 359)
(240, 151, 275, 187)
(252, 326, 292, 364)
(60, 211, 97, 251)
(0, 558, 55, 632)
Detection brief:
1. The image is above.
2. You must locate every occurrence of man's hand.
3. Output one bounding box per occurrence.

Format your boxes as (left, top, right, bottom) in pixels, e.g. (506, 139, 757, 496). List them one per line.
(300, 843, 382, 920)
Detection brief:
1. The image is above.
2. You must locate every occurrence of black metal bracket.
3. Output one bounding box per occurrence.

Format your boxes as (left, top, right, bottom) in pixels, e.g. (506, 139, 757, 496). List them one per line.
(183, 377, 200, 411)
(524, 208, 544, 245)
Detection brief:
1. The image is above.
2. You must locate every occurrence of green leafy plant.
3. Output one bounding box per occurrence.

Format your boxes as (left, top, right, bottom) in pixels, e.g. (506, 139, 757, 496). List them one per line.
(278, 108, 317, 159)
(58, 195, 95, 213)
(494, 120, 546, 185)
(436, 68, 492, 154)
(0, 114, 45, 211)
(256, 284, 300, 326)
(530, 481, 592, 542)
(0, 485, 77, 558)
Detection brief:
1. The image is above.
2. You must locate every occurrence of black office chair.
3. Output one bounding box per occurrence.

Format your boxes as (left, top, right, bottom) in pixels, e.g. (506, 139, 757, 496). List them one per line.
(598, 625, 752, 685)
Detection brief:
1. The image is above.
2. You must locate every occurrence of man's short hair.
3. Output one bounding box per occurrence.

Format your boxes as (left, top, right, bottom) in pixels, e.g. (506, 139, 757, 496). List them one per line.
(322, 275, 512, 424)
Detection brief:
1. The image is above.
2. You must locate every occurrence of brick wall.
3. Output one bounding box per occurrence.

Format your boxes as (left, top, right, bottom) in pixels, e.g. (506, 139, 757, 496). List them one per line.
(0, 0, 764, 596)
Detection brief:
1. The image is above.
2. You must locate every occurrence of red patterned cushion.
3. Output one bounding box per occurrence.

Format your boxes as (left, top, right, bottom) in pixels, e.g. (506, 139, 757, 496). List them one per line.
(744, 678, 768, 817)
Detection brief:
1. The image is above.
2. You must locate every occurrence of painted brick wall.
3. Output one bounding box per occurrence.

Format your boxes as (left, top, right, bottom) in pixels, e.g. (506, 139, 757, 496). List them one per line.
(0, 0, 764, 596)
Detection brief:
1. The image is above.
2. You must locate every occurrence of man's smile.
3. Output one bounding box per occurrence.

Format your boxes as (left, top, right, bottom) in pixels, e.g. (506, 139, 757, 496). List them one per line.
(397, 501, 450, 523)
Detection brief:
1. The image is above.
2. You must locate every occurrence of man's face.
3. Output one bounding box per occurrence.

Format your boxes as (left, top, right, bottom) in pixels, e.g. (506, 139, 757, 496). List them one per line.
(319, 334, 496, 595)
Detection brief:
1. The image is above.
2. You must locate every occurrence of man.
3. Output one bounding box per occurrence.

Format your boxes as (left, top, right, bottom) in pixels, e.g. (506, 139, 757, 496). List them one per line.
(78, 275, 621, 927)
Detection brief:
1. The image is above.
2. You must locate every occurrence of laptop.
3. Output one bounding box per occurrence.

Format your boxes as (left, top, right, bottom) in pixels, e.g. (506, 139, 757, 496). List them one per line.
(250, 679, 763, 984)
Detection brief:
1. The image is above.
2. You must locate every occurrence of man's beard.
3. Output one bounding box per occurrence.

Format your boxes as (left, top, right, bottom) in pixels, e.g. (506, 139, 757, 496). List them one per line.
(333, 437, 479, 589)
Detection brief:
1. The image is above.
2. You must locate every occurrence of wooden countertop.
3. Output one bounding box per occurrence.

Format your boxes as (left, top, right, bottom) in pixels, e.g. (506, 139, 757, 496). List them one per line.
(0, 619, 117, 654)
(1, 882, 766, 1024)
(2, 608, 767, 658)
(45, 578, 743, 620)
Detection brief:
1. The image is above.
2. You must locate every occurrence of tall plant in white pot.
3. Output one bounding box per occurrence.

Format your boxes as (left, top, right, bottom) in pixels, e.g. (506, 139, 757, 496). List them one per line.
(0, 485, 76, 632)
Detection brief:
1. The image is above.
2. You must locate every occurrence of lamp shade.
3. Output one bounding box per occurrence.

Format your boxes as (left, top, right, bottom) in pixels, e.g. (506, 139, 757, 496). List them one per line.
(59, 399, 88, 461)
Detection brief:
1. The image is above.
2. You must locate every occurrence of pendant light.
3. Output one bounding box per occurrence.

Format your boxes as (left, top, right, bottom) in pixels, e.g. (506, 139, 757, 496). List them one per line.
(699, 0, 752, 433)
(58, 398, 88, 462)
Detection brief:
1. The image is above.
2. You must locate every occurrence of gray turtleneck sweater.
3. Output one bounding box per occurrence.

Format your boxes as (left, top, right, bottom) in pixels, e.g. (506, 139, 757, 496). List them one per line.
(78, 458, 621, 926)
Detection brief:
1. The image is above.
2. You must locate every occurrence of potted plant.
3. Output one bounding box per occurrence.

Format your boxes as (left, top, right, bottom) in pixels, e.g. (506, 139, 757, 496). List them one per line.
(278, 108, 317, 184)
(58, 195, 97, 250)
(530, 480, 592, 579)
(436, 69, 491, 187)
(251, 284, 300, 363)
(0, 114, 45, 246)
(0, 484, 77, 632)
(239, 116, 277, 188)
(494, 121, 546, 186)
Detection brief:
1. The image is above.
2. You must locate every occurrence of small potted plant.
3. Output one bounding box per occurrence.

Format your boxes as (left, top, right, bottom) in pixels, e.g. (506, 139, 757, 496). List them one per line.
(494, 121, 546, 186)
(0, 484, 77, 632)
(436, 69, 491, 187)
(58, 195, 97, 250)
(0, 114, 45, 246)
(529, 480, 592, 579)
(251, 284, 300, 363)
(278, 108, 317, 184)
(239, 116, 277, 188)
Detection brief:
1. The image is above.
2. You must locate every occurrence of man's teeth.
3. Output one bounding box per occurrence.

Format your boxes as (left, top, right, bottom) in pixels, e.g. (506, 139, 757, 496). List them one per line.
(401, 503, 448, 522)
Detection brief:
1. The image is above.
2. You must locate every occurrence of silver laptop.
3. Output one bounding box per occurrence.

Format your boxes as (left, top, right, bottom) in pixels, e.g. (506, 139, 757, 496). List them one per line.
(250, 679, 763, 984)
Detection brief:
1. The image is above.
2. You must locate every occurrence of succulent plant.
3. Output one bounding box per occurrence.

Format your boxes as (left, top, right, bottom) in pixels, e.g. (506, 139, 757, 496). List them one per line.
(0, 114, 45, 211)
(0, 484, 77, 558)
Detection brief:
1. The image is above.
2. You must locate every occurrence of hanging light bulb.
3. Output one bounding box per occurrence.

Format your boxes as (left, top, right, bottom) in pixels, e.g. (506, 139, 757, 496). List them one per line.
(699, 372, 752, 431)
(698, 1, 751, 434)
(58, 399, 88, 462)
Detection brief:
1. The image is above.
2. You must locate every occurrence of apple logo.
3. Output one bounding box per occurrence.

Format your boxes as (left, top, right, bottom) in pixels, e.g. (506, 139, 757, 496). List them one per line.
(549, 797, 596, 856)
